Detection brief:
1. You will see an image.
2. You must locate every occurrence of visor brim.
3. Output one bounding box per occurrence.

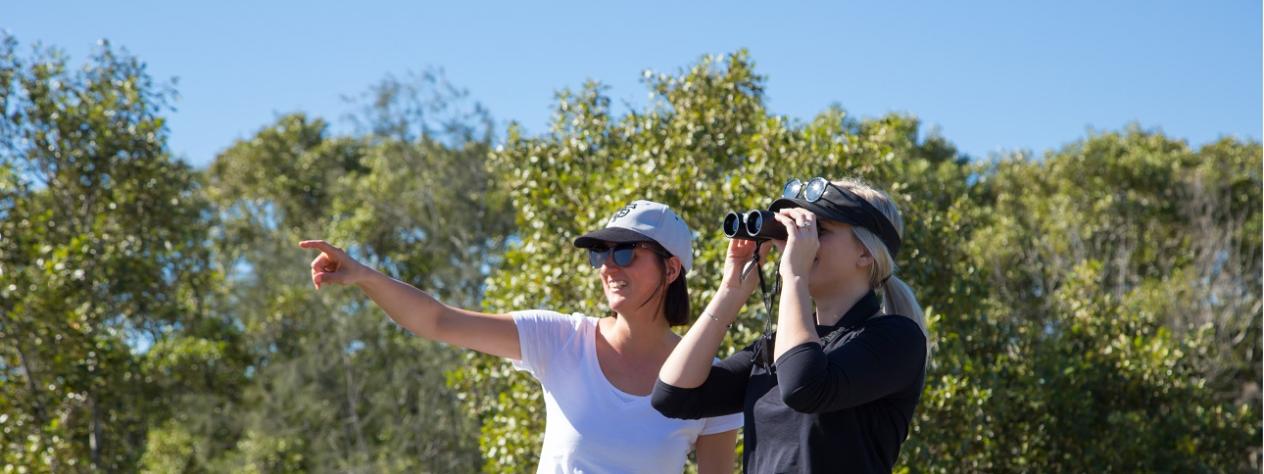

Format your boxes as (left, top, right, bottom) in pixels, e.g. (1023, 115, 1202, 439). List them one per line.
(573, 227, 654, 249)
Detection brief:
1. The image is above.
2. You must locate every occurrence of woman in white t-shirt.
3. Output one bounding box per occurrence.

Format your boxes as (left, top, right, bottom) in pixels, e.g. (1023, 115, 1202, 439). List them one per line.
(299, 200, 741, 473)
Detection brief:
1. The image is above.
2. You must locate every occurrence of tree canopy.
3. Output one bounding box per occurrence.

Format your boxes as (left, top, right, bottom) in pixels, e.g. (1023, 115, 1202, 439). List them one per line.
(1, 36, 1258, 473)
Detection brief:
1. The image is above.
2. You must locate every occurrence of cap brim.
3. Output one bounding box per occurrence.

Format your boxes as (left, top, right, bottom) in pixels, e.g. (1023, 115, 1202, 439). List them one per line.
(573, 227, 654, 249)
(769, 197, 856, 225)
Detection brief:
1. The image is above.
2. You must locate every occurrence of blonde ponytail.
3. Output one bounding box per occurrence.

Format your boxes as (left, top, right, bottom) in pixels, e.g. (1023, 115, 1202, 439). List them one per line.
(880, 275, 927, 342)
(834, 179, 930, 360)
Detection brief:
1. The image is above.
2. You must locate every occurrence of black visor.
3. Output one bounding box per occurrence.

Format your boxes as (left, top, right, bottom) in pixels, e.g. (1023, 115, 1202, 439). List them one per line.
(769, 183, 902, 257)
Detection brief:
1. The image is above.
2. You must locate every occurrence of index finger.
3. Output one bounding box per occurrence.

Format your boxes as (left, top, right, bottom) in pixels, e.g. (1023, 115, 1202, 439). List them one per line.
(299, 240, 342, 255)
(776, 207, 812, 220)
(771, 210, 798, 227)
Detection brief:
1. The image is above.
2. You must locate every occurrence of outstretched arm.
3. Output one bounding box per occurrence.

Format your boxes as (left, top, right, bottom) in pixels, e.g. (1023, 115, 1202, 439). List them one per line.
(300, 240, 520, 360)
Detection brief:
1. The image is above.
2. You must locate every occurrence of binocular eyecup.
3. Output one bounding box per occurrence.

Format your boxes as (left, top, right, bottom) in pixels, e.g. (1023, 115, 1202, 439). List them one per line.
(723, 209, 787, 241)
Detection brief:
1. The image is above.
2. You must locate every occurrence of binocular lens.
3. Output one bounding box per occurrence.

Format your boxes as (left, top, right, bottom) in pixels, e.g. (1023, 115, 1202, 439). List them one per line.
(744, 210, 766, 236)
(723, 211, 744, 238)
(746, 210, 787, 241)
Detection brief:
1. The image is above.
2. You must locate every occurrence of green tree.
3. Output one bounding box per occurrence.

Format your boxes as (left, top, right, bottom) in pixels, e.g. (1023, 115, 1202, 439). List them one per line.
(901, 129, 1260, 472)
(448, 51, 976, 472)
(3, 35, 1257, 473)
(450, 51, 1259, 473)
(172, 70, 513, 472)
(0, 34, 226, 472)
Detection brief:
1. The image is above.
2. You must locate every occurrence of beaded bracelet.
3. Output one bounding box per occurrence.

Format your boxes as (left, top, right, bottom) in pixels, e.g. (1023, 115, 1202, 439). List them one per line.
(705, 312, 733, 329)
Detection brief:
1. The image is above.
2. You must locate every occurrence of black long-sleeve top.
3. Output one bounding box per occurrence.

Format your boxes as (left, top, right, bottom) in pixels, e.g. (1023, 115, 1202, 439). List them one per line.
(652, 292, 927, 473)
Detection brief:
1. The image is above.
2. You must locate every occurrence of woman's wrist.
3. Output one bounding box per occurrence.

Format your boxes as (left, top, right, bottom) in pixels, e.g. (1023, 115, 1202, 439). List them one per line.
(703, 290, 746, 324)
(352, 264, 385, 288)
(779, 266, 809, 281)
(719, 270, 749, 289)
(712, 285, 755, 308)
(708, 284, 735, 301)
(702, 311, 733, 329)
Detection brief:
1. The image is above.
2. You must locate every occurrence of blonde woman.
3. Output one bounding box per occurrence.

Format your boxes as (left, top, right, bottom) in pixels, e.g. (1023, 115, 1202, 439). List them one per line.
(653, 178, 928, 473)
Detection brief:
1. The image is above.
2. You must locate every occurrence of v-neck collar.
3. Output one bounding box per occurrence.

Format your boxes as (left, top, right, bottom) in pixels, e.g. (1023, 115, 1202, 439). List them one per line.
(817, 291, 881, 334)
(585, 319, 649, 404)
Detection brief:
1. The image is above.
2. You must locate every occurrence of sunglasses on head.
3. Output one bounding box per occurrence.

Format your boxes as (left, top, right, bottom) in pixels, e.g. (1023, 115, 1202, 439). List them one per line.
(782, 177, 846, 203)
(587, 242, 667, 269)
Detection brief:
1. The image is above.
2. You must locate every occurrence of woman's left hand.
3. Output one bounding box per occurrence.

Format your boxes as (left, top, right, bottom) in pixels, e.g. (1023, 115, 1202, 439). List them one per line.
(771, 208, 819, 278)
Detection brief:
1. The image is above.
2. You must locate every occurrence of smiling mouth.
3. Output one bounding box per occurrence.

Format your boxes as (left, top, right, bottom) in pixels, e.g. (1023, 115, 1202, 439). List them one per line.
(607, 280, 629, 290)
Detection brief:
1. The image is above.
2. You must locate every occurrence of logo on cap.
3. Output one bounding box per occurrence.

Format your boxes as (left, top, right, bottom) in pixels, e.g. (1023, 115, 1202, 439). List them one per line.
(612, 203, 638, 222)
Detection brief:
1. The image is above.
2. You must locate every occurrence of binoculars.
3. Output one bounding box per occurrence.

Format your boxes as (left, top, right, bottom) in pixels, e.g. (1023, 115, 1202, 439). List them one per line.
(723, 209, 787, 241)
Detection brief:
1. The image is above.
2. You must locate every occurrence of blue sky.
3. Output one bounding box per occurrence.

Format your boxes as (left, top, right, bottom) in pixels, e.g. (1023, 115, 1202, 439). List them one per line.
(7, 1, 1260, 167)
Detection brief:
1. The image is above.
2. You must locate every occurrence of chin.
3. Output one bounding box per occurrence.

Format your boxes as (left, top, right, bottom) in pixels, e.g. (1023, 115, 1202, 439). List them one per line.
(806, 281, 827, 300)
(807, 268, 829, 290)
(605, 296, 628, 313)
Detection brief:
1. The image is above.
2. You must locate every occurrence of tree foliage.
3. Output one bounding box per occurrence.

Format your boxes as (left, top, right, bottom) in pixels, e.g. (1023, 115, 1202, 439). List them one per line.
(906, 130, 1261, 472)
(0, 34, 224, 471)
(158, 70, 512, 472)
(452, 51, 1260, 473)
(0, 36, 1257, 473)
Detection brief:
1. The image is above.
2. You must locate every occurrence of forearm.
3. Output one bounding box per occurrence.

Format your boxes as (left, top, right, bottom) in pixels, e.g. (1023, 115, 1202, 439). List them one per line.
(694, 430, 739, 474)
(773, 275, 817, 361)
(355, 269, 447, 338)
(659, 288, 747, 388)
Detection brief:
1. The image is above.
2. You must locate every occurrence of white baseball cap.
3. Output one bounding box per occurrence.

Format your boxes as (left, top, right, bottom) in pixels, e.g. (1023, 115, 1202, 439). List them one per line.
(573, 200, 694, 272)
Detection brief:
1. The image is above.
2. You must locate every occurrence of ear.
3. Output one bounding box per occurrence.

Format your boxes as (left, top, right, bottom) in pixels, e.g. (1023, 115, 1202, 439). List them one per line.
(665, 256, 683, 284)
(855, 246, 875, 270)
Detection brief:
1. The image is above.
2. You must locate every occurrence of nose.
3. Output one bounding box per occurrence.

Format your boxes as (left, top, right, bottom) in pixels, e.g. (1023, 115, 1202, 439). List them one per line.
(597, 251, 627, 277)
(599, 256, 620, 275)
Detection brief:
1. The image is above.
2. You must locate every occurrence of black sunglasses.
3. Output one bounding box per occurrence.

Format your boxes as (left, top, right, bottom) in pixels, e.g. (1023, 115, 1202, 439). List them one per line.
(782, 177, 842, 203)
(587, 242, 666, 269)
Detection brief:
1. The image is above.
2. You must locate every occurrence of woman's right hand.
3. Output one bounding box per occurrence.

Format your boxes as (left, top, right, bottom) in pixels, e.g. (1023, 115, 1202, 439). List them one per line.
(719, 238, 771, 295)
(299, 240, 371, 289)
(770, 208, 820, 279)
(299, 239, 521, 359)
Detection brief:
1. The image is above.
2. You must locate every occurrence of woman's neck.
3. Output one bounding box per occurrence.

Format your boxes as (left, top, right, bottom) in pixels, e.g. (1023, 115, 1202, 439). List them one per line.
(813, 280, 873, 327)
(602, 308, 674, 356)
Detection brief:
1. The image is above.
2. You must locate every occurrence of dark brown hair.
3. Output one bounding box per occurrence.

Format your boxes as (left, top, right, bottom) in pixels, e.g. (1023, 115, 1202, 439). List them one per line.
(624, 241, 690, 326)
(663, 266, 690, 326)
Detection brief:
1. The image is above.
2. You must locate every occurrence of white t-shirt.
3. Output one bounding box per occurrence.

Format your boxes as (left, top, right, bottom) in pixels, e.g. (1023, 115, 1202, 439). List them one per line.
(510, 310, 743, 474)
